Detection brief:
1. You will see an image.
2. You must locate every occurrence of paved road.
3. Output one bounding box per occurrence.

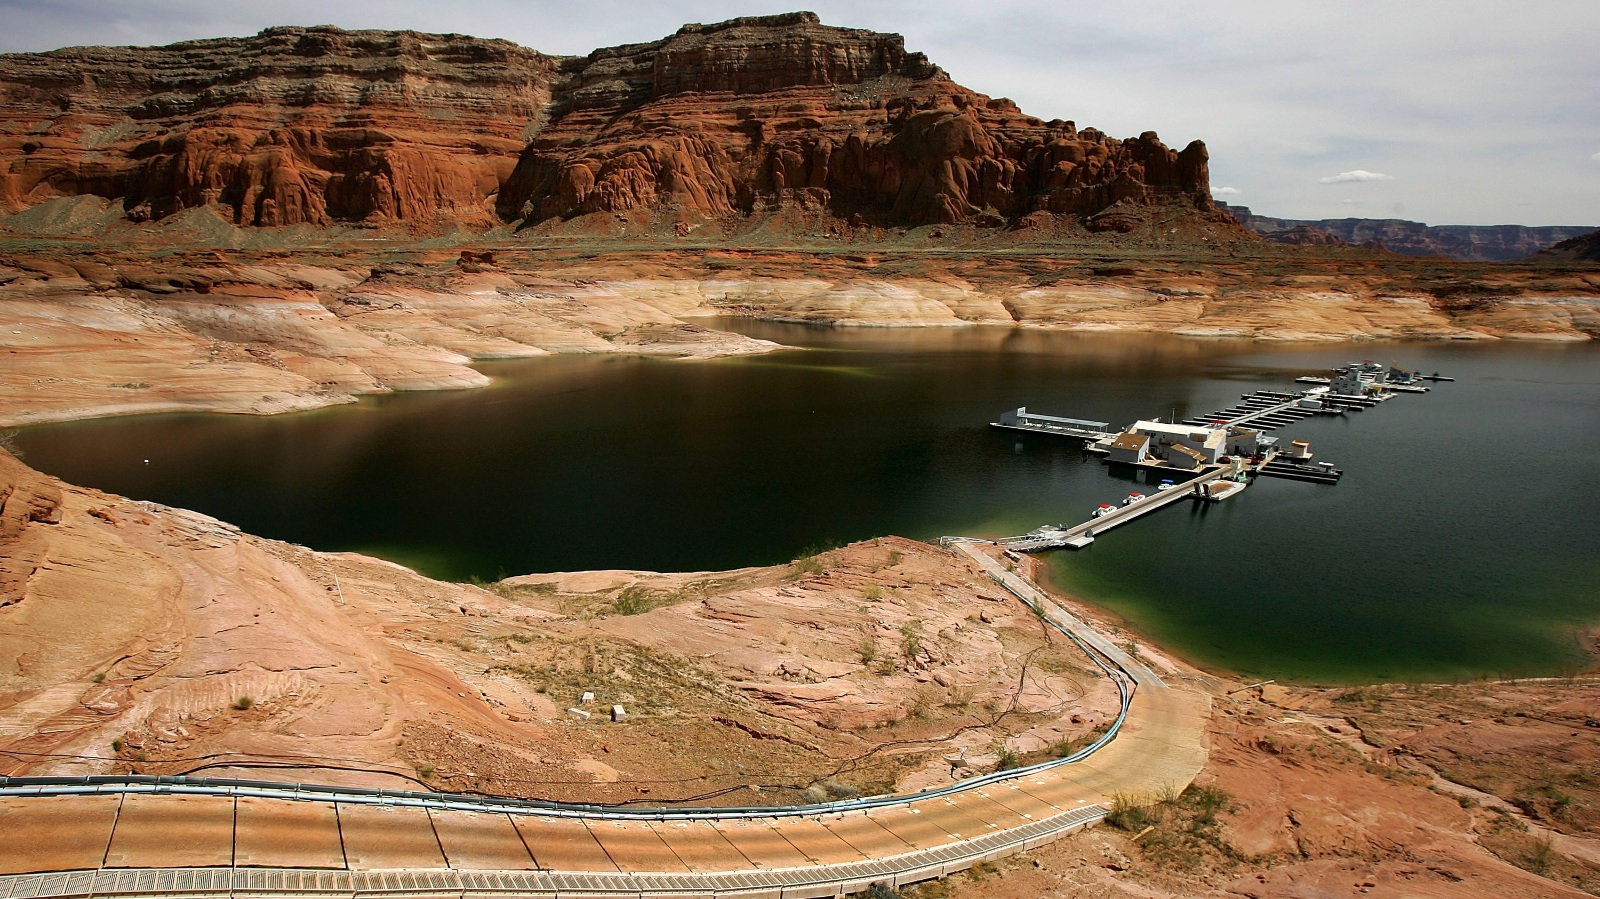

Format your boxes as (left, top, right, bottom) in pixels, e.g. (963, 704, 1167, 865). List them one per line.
(952, 542, 1167, 687)
(0, 556, 1210, 899)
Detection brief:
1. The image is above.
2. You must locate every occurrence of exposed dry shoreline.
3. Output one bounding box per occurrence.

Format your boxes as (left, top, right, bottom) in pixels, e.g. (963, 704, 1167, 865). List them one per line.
(4, 241, 1600, 895)
(3, 448, 1598, 896)
(2, 244, 1597, 428)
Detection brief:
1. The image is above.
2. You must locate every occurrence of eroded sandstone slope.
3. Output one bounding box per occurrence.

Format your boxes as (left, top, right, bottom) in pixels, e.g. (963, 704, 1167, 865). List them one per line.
(0, 448, 1118, 804)
(3, 243, 1597, 427)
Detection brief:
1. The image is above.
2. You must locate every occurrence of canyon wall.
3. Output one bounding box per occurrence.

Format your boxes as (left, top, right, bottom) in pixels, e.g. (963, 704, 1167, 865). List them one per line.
(0, 27, 561, 228)
(0, 13, 1215, 234)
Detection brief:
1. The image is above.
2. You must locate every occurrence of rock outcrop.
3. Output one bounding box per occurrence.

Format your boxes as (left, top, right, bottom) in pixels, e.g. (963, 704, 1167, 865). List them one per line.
(0, 27, 562, 228)
(0, 13, 1215, 234)
(0, 448, 63, 607)
(499, 12, 1213, 230)
(1218, 203, 1597, 262)
(1535, 229, 1600, 263)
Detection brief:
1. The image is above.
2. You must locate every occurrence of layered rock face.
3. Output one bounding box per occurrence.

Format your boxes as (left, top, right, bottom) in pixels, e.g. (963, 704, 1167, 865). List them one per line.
(0, 13, 1213, 232)
(500, 12, 1212, 229)
(0, 449, 63, 607)
(0, 27, 561, 227)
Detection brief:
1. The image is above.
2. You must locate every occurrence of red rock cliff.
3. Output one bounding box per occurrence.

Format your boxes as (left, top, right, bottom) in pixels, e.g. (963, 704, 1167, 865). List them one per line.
(0, 27, 561, 227)
(500, 12, 1212, 230)
(0, 13, 1212, 232)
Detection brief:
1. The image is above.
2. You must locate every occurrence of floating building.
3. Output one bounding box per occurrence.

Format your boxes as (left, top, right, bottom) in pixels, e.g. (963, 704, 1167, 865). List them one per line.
(1128, 420, 1225, 464)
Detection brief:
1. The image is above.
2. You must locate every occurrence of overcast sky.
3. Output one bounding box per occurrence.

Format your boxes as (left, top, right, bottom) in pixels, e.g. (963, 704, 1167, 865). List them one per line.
(3, 0, 1596, 226)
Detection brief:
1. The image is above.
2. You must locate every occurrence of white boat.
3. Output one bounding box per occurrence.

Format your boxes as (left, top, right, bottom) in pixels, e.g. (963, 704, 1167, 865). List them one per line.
(1295, 375, 1331, 384)
(1091, 503, 1116, 518)
(1156, 479, 1176, 491)
(1122, 492, 1145, 506)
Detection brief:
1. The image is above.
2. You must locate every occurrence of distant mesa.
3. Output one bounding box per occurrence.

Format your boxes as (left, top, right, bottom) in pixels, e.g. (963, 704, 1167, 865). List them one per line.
(0, 13, 1222, 236)
(1533, 228, 1600, 263)
(1216, 202, 1599, 263)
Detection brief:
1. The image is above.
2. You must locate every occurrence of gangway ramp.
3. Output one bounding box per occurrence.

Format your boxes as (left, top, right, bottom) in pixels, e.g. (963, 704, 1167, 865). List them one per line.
(1000, 465, 1233, 551)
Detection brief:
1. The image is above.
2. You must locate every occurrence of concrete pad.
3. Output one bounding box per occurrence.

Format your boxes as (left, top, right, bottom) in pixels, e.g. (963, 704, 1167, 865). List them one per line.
(104, 794, 235, 868)
(647, 821, 752, 872)
(971, 784, 1060, 821)
(1017, 770, 1108, 809)
(584, 820, 689, 873)
(429, 809, 536, 870)
(233, 797, 344, 868)
(0, 795, 121, 874)
(338, 804, 446, 870)
(710, 819, 811, 870)
(815, 812, 915, 858)
(862, 805, 957, 850)
(907, 796, 1008, 840)
(509, 817, 617, 873)
(767, 817, 869, 865)
(943, 791, 1036, 832)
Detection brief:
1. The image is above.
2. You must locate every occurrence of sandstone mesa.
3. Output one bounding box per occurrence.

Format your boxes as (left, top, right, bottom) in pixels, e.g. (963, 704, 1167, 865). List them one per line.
(0, 13, 1213, 236)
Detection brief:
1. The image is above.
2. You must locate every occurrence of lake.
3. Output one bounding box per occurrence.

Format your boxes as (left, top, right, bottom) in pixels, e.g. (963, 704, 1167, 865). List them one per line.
(16, 323, 1600, 683)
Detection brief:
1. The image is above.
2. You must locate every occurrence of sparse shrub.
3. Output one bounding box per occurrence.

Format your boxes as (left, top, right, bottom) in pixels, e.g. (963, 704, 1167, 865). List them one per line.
(995, 747, 1021, 771)
(1332, 684, 1389, 709)
(232, 696, 253, 711)
(110, 739, 124, 753)
(856, 629, 880, 665)
(1106, 792, 1153, 831)
(1187, 785, 1229, 824)
(900, 620, 924, 662)
(943, 683, 976, 708)
(608, 585, 687, 616)
(609, 586, 656, 615)
(1524, 834, 1554, 875)
(862, 584, 884, 602)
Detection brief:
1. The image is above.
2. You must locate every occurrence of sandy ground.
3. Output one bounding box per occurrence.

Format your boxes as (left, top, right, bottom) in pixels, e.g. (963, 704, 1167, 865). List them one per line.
(0, 449, 1121, 806)
(1, 245, 1596, 427)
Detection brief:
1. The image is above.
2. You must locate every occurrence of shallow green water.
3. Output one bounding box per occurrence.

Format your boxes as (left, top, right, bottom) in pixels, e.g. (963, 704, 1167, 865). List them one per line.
(16, 325, 1600, 683)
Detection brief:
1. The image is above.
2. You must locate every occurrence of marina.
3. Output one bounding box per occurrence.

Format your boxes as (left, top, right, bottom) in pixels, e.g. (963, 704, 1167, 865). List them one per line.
(973, 361, 1438, 551)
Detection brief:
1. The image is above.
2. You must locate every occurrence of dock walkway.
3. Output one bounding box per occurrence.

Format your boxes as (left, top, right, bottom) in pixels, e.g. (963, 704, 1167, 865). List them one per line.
(998, 465, 1233, 551)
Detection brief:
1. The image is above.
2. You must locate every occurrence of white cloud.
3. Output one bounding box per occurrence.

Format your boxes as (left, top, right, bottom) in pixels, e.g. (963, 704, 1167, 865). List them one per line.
(1591, 152, 1600, 162)
(1212, 186, 1241, 196)
(1319, 170, 1395, 184)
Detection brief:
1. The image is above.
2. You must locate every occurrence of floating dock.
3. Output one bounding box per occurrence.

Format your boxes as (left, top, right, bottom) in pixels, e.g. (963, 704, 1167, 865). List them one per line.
(991, 407, 1118, 440)
(969, 365, 1442, 551)
(1178, 390, 1381, 433)
(1257, 460, 1343, 484)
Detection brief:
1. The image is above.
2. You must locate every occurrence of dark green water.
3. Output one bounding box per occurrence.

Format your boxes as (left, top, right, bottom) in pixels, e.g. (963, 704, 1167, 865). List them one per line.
(15, 324, 1600, 683)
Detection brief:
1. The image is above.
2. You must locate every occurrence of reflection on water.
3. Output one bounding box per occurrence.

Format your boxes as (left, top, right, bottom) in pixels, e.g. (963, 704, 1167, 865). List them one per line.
(16, 323, 1600, 682)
